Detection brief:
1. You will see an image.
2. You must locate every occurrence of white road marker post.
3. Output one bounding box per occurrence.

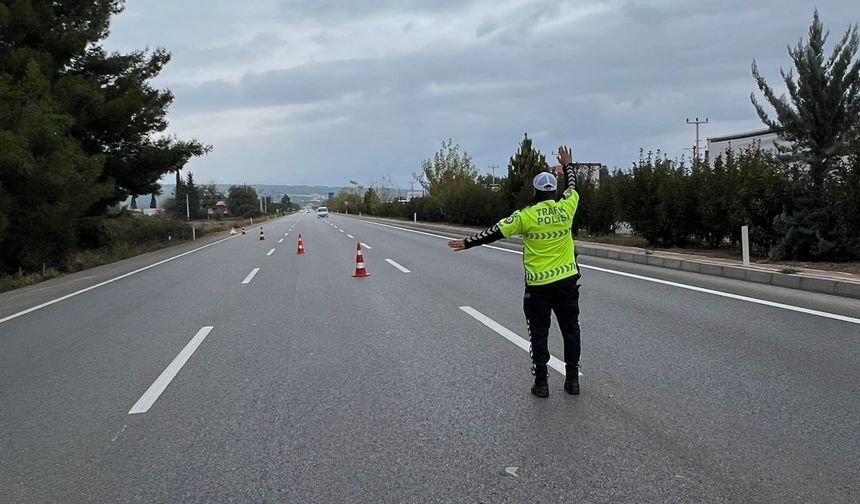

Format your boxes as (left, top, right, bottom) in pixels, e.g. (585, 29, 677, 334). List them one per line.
(413, 212, 417, 223)
(741, 225, 750, 267)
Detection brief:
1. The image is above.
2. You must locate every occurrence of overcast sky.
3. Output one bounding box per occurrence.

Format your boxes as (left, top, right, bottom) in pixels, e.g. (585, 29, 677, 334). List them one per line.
(103, 0, 860, 187)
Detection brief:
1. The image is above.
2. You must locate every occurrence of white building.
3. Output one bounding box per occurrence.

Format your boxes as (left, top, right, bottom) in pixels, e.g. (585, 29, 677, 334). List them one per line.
(706, 128, 784, 161)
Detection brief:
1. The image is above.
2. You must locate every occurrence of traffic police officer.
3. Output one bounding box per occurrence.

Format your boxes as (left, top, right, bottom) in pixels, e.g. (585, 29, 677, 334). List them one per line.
(448, 146, 581, 398)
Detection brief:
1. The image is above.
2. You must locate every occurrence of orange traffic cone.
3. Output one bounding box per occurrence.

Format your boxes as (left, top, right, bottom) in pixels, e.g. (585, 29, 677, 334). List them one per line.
(296, 234, 305, 254)
(259, 227, 266, 240)
(241, 227, 246, 235)
(353, 243, 369, 277)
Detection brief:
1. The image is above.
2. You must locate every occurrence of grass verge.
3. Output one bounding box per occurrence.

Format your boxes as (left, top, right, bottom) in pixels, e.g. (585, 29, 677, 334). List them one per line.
(0, 216, 277, 293)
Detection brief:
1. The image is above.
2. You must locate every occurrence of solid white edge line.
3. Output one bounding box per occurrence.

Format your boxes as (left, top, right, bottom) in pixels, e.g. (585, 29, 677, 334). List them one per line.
(357, 219, 860, 326)
(266, 249, 276, 256)
(385, 258, 412, 273)
(0, 232, 244, 325)
(360, 220, 455, 240)
(360, 243, 372, 250)
(459, 306, 577, 376)
(580, 264, 860, 325)
(242, 268, 261, 284)
(128, 326, 214, 414)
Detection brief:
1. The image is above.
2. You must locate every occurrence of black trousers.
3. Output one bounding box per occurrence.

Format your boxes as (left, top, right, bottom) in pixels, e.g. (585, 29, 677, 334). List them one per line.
(523, 275, 581, 379)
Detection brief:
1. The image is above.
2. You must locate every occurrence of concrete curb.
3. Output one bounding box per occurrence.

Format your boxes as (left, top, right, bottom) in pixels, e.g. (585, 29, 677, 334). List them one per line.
(344, 214, 860, 300)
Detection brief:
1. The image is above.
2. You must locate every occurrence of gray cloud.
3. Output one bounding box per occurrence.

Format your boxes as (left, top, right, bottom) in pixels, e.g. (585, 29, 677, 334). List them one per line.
(276, 0, 485, 19)
(105, 0, 860, 185)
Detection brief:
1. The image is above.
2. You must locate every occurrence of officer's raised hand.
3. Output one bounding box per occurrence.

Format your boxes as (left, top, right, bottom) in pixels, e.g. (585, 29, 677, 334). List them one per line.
(557, 145, 573, 168)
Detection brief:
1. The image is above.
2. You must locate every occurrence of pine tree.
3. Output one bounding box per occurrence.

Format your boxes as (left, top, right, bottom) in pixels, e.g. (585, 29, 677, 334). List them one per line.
(0, 59, 111, 271)
(751, 10, 860, 259)
(0, 1, 211, 271)
(169, 178, 188, 219)
(185, 172, 200, 219)
(502, 133, 548, 213)
(1, 1, 210, 215)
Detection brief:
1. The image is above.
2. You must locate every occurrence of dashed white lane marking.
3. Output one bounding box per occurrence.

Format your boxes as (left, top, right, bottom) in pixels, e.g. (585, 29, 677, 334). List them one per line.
(347, 234, 355, 239)
(360, 243, 372, 250)
(242, 268, 261, 285)
(357, 219, 860, 326)
(459, 307, 579, 376)
(339, 229, 345, 233)
(278, 239, 284, 244)
(266, 249, 276, 256)
(128, 326, 214, 414)
(385, 259, 411, 273)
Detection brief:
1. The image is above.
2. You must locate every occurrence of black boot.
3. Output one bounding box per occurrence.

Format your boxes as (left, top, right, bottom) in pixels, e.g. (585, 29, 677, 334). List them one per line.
(531, 377, 549, 398)
(531, 366, 549, 398)
(564, 365, 579, 395)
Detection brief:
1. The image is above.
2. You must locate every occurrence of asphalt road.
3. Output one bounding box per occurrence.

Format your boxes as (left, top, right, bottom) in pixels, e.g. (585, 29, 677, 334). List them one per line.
(1, 212, 858, 503)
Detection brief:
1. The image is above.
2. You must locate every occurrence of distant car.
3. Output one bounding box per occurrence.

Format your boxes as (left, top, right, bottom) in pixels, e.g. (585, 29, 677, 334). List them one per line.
(316, 207, 329, 218)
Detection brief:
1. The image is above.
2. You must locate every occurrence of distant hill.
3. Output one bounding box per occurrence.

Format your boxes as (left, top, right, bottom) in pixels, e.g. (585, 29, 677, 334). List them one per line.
(124, 184, 412, 209)
(125, 184, 349, 208)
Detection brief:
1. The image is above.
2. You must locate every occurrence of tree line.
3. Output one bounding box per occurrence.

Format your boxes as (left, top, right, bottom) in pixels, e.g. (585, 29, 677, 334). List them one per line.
(0, 1, 210, 274)
(160, 178, 299, 220)
(327, 11, 860, 261)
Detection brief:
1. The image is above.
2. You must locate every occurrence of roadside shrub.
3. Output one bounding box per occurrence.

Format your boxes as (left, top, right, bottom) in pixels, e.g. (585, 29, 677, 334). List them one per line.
(76, 214, 190, 250)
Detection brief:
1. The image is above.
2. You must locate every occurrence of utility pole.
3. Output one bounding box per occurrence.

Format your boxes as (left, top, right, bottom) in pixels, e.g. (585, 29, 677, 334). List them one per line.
(410, 181, 414, 201)
(490, 165, 498, 185)
(686, 117, 709, 164)
(186, 193, 195, 240)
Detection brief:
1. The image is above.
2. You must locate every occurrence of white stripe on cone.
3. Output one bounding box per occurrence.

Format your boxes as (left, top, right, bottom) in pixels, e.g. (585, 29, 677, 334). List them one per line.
(354, 243, 369, 277)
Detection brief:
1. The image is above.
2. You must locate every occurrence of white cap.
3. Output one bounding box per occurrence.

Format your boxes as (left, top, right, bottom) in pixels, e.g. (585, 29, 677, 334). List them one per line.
(532, 172, 558, 192)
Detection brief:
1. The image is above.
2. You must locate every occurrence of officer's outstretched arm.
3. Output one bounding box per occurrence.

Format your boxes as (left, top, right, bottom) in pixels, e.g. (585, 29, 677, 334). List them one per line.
(448, 210, 523, 251)
(462, 223, 505, 249)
